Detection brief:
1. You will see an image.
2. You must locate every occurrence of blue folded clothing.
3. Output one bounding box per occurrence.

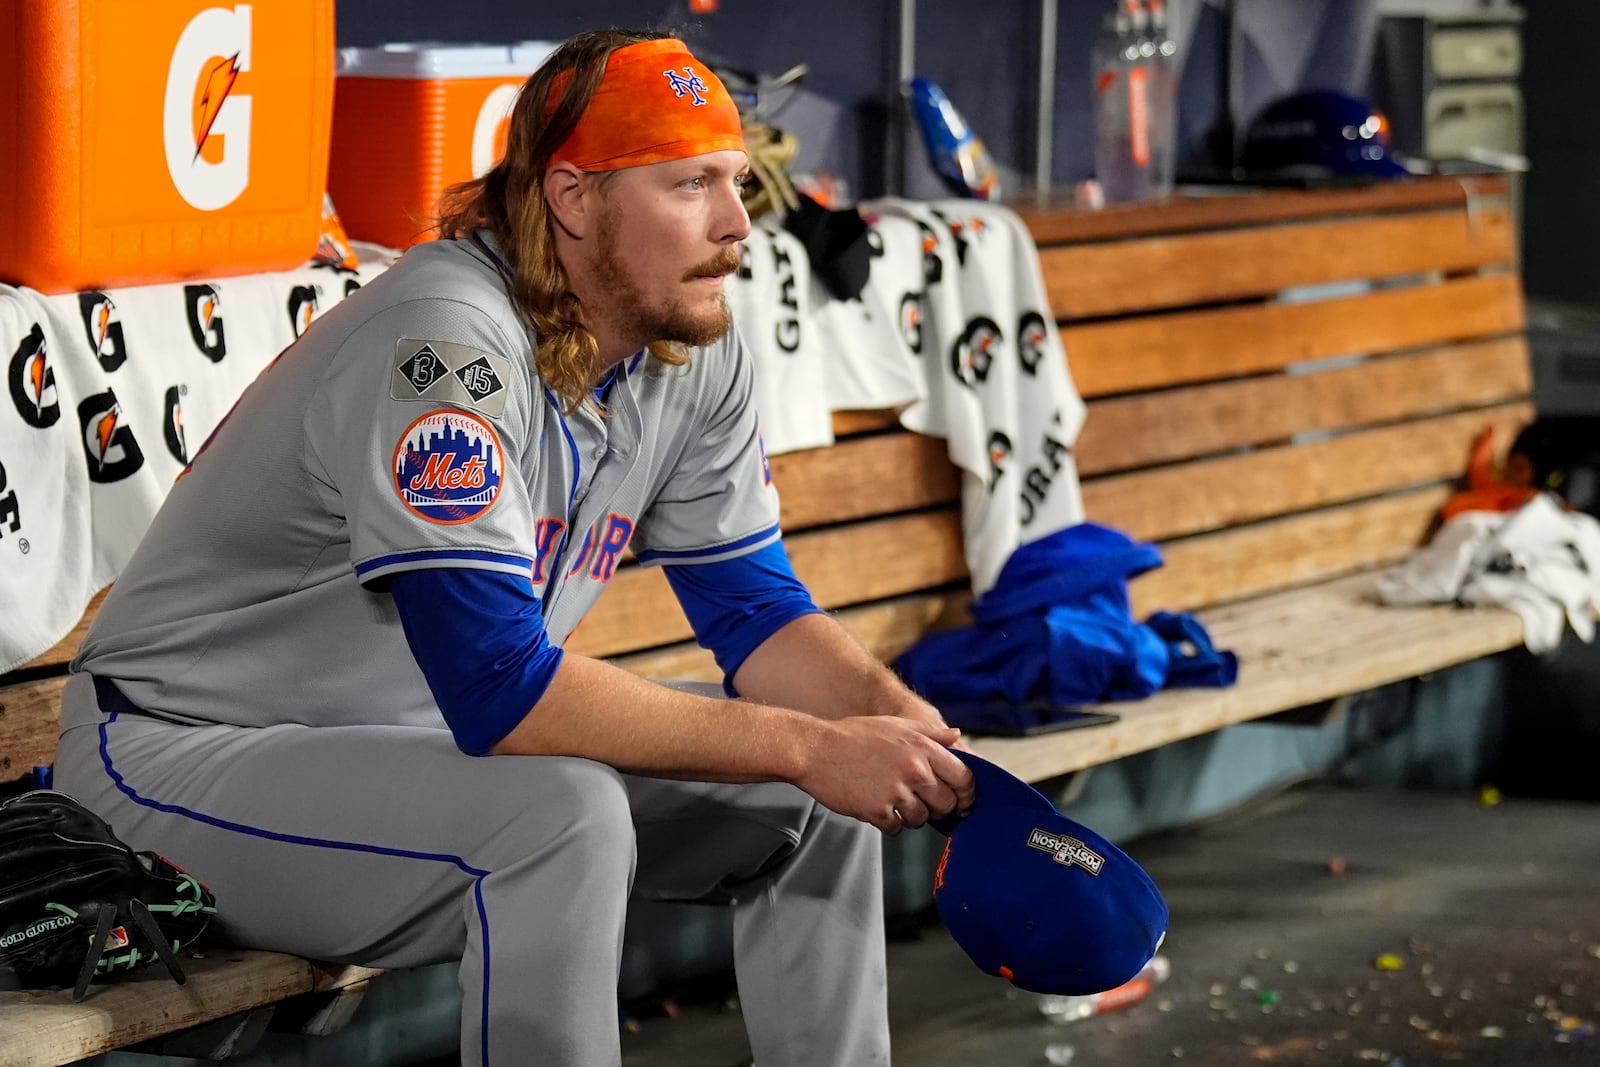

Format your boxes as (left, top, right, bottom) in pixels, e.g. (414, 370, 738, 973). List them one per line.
(895, 523, 1238, 726)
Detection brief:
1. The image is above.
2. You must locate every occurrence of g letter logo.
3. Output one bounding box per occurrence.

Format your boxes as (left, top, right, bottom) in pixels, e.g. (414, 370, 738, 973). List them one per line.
(164, 5, 254, 210)
(471, 85, 520, 179)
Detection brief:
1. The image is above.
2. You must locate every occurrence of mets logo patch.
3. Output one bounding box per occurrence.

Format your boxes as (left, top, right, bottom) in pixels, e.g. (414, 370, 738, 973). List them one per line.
(392, 410, 504, 525)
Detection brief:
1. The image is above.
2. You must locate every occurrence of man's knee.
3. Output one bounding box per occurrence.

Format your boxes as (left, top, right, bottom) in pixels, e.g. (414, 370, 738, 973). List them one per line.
(485, 756, 636, 878)
(753, 788, 882, 892)
(808, 800, 881, 868)
(750, 785, 880, 860)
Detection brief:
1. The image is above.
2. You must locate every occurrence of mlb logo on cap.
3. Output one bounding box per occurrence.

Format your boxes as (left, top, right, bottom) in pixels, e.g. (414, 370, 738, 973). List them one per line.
(931, 749, 1167, 996)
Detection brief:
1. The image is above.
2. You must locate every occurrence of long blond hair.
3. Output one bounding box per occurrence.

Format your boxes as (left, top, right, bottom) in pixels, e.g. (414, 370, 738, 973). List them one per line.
(435, 29, 690, 412)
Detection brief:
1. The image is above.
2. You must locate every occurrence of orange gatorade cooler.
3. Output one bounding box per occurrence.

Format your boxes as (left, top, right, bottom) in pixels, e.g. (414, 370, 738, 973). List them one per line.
(328, 42, 556, 249)
(0, 0, 335, 294)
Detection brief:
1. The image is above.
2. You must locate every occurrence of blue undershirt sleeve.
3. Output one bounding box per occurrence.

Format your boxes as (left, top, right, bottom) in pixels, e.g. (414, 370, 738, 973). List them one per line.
(389, 567, 565, 756)
(661, 539, 824, 692)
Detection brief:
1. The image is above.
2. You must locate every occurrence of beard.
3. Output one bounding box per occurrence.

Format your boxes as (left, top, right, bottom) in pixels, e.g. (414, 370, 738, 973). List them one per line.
(594, 211, 738, 349)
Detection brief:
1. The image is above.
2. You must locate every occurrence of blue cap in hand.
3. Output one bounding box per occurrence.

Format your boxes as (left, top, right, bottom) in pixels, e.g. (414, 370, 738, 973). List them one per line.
(931, 749, 1168, 995)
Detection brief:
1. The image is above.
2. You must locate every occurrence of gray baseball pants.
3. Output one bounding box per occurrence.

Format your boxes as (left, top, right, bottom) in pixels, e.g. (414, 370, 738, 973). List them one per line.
(53, 673, 890, 1066)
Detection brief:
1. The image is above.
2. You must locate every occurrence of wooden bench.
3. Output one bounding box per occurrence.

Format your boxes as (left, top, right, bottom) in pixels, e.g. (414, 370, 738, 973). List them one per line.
(0, 174, 1530, 1064)
(599, 173, 1530, 778)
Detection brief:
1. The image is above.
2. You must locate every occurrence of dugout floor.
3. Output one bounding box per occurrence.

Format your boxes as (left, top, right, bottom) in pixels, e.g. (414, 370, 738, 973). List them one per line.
(618, 783, 1600, 1067)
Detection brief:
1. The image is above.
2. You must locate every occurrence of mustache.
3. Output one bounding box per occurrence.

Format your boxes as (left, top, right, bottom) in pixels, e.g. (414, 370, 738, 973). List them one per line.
(684, 247, 742, 282)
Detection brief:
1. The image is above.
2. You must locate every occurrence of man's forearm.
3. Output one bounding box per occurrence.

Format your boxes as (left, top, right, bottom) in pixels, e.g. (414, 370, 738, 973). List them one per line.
(490, 652, 820, 781)
(731, 613, 948, 726)
(488, 646, 972, 833)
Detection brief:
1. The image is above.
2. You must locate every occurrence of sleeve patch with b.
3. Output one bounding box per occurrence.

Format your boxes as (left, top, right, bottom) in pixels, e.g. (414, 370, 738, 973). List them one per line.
(393, 409, 504, 525)
(392, 338, 511, 418)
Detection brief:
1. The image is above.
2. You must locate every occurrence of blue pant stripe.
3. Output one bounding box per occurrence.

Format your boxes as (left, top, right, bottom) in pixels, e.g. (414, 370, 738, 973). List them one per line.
(96, 712, 496, 1065)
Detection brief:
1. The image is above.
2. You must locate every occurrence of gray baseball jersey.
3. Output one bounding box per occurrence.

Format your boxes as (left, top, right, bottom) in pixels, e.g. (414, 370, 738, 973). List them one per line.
(69, 235, 781, 731)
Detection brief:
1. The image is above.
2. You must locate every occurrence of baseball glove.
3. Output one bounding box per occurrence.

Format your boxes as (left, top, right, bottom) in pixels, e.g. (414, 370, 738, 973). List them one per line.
(0, 790, 217, 1000)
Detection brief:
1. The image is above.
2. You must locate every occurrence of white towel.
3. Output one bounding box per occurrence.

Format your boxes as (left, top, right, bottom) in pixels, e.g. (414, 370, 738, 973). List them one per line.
(862, 199, 1087, 593)
(808, 214, 925, 416)
(1379, 494, 1600, 655)
(729, 200, 1087, 593)
(722, 223, 837, 456)
(0, 261, 385, 672)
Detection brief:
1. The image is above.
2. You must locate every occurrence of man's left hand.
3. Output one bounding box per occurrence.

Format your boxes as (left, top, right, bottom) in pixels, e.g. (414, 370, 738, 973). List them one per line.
(890, 695, 977, 757)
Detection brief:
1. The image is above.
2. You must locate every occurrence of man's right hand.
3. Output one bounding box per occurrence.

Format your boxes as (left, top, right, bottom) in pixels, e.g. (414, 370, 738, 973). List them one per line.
(794, 717, 974, 834)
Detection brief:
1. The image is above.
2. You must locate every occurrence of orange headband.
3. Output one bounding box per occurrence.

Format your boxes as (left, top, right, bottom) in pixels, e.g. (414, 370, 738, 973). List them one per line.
(548, 38, 745, 172)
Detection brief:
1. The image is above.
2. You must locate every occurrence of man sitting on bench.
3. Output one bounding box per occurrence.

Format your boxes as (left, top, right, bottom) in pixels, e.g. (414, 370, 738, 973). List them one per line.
(55, 28, 971, 1067)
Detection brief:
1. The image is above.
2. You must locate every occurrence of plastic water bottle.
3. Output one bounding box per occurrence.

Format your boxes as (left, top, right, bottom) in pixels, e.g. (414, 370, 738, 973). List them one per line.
(1091, 3, 1151, 204)
(1145, 0, 1180, 196)
(1128, 0, 1156, 60)
(1037, 954, 1172, 1022)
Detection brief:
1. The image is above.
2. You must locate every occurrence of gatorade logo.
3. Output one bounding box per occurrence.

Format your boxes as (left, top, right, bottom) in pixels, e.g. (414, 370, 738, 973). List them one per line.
(185, 284, 227, 361)
(471, 84, 520, 178)
(914, 219, 944, 286)
(929, 208, 971, 267)
(78, 389, 146, 484)
(0, 459, 21, 542)
(898, 292, 925, 355)
(163, 386, 189, 464)
(986, 430, 1012, 494)
(950, 316, 1000, 389)
(8, 324, 60, 429)
(79, 293, 128, 372)
(164, 5, 254, 210)
(1017, 311, 1048, 377)
(287, 285, 318, 338)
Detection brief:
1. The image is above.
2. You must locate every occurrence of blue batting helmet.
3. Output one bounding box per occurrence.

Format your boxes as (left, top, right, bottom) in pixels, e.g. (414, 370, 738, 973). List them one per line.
(1241, 90, 1409, 180)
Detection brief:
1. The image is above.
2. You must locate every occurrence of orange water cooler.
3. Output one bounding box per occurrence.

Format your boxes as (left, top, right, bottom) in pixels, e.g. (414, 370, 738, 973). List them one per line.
(327, 42, 556, 250)
(0, 0, 335, 294)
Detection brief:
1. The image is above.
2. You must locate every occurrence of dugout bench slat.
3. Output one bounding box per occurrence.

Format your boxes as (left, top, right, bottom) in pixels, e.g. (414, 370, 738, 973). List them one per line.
(0, 954, 380, 1067)
(1127, 485, 1451, 616)
(1084, 403, 1532, 543)
(571, 507, 969, 659)
(1075, 338, 1532, 476)
(1038, 201, 1515, 318)
(1063, 272, 1524, 397)
(1017, 173, 1508, 245)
